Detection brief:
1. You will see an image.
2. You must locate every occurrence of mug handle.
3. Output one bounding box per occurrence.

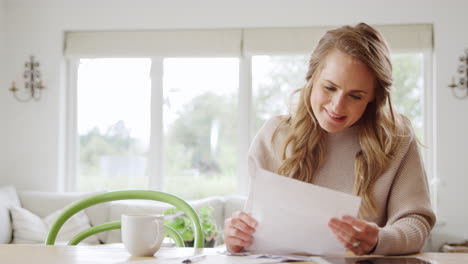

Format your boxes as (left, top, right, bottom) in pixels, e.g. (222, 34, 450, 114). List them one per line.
(153, 218, 164, 245)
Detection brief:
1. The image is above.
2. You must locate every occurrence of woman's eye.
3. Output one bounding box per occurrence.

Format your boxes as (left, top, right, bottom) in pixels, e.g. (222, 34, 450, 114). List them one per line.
(324, 86, 336, 91)
(350, 94, 362, 100)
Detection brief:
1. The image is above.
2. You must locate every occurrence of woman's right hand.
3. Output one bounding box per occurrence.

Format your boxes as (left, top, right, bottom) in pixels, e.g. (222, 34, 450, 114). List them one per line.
(223, 211, 258, 253)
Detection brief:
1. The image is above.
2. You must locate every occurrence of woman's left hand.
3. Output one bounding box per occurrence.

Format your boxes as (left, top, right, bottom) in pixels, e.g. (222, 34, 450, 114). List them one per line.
(328, 215, 379, 255)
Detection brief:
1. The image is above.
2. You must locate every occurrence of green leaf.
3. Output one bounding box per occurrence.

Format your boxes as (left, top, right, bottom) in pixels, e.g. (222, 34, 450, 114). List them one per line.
(161, 205, 218, 242)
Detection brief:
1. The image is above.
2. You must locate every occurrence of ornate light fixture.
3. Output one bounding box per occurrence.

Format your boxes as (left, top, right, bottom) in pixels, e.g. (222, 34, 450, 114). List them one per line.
(448, 48, 468, 99)
(8, 55, 45, 102)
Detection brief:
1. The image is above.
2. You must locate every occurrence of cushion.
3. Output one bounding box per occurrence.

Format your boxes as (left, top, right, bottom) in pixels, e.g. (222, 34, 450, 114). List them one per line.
(19, 191, 109, 242)
(105, 196, 225, 243)
(0, 185, 21, 243)
(10, 206, 100, 244)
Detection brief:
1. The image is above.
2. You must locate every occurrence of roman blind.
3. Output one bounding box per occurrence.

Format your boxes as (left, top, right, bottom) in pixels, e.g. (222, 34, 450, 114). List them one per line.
(64, 24, 432, 57)
(64, 29, 243, 58)
(242, 24, 433, 55)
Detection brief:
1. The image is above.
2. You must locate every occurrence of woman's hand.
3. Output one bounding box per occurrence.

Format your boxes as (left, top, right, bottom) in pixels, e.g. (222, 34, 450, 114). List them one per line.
(224, 211, 258, 253)
(328, 215, 379, 255)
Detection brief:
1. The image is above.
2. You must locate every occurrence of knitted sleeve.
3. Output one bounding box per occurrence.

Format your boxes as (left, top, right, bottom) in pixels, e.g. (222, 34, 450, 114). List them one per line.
(372, 137, 436, 255)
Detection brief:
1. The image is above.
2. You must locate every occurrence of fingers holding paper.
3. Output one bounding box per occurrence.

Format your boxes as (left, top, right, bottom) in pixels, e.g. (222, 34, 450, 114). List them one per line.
(328, 215, 379, 255)
(224, 211, 258, 253)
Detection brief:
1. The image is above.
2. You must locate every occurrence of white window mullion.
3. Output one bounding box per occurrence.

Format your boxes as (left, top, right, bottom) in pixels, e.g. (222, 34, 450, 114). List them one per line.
(238, 55, 252, 195)
(424, 50, 438, 214)
(65, 59, 79, 191)
(148, 57, 164, 190)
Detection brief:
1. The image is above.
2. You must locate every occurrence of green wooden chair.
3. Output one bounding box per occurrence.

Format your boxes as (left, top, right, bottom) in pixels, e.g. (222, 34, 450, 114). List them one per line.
(45, 190, 204, 248)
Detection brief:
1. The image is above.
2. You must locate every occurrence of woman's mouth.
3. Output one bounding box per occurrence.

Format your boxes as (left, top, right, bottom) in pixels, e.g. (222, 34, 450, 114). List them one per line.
(325, 108, 347, 122)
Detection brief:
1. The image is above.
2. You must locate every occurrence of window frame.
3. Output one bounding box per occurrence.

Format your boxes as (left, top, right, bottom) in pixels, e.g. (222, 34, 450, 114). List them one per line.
(422, 49, 438, 214)
(64, 26, 436, 205)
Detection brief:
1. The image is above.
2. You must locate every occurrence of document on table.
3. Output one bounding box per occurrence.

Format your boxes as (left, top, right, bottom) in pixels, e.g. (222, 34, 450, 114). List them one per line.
(118, 252, 331, 264)
(244, 164, 362, 255)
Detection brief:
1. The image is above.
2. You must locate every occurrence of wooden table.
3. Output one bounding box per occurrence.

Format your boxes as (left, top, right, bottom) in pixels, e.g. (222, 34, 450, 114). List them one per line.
(0, 244, 467, 264)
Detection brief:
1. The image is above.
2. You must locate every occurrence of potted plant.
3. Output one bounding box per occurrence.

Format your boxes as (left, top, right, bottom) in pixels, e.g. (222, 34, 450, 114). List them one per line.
(163, 205, 218, 247)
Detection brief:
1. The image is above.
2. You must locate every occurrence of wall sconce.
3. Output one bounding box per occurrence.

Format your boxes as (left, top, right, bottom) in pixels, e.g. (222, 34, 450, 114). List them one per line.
(8, 55, 45, 102)
(449, 48, 468, 99)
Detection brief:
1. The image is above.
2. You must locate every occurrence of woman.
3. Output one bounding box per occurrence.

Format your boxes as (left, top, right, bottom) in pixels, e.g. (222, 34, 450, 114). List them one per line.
(224, 23, 435, 256)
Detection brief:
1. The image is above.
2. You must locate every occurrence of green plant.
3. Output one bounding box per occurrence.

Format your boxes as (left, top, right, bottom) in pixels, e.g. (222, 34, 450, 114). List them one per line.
(163, 205, 218, 247)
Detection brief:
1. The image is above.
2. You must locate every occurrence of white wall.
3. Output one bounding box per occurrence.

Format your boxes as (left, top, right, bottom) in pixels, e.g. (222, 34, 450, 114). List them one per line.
(2, 0, 468, 249)
(0, 0, 5, 181)
(431, 0, 468, 248)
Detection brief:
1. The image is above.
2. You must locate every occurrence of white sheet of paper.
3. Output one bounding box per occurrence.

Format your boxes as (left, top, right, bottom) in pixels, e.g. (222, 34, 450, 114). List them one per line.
(118, 254, 330, 264)
(244, 165, 362, 255)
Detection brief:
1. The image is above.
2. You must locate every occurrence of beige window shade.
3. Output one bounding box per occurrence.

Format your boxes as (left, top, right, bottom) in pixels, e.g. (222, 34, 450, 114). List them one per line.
(64, 29, 243, 58)
(375, 24, 433, 53)
(64, 24, 432, 58)
(242, 24, 433, 55)
(242, 27, 334, 55)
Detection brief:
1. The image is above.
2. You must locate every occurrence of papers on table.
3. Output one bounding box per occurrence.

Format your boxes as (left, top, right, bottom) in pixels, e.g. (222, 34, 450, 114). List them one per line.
(244, 164, 362, 255)
(116, 251, 331, 264)
(116, 251, 431, 264)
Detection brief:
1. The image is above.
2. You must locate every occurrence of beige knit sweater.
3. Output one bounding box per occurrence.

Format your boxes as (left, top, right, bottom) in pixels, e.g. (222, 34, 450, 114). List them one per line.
(248, 117, 436, 256)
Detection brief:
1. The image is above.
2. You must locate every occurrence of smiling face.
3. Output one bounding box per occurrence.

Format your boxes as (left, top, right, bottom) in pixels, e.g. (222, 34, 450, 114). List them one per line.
(310, 49, 376, 133)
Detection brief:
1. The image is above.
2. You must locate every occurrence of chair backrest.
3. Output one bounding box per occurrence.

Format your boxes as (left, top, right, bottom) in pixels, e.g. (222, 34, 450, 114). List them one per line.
(45, 190, 204, 248)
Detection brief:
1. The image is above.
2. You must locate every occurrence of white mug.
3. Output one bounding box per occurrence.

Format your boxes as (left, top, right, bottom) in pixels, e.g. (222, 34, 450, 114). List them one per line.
(121, 214, 165, 257)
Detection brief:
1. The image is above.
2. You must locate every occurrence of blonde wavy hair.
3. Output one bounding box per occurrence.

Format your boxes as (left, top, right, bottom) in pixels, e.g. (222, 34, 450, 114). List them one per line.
(275, 23, 411, 217)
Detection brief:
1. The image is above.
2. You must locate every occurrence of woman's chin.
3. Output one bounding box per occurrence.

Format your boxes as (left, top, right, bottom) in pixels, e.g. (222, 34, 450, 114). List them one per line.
(318, 120, 348, 133)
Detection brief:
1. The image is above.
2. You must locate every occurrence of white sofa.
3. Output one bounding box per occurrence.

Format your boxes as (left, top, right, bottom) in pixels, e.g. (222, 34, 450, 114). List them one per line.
(0, 185, 246, 245)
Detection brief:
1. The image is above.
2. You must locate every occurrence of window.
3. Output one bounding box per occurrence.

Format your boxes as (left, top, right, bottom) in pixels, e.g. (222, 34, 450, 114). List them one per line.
(252, 55, 309, 132)
(73, 57, 240, 199)
(162, 58, 239, 199)
(76, 58, 151, 191)
(391, 53, 425, 141)
(66, 25, 434, 202)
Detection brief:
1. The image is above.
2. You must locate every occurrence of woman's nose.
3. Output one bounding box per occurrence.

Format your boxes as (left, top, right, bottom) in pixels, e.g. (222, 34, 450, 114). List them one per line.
(331, 95, 346, 113)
